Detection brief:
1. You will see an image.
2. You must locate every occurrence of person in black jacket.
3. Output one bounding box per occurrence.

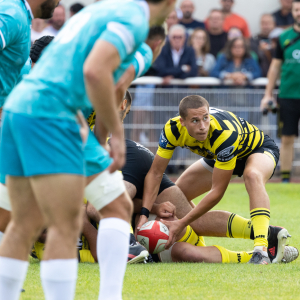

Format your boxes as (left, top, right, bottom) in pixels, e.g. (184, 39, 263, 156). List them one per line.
(152, 24, 198, 84)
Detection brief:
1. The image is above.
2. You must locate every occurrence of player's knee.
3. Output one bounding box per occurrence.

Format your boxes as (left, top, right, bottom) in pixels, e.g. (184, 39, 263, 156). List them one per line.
(244, 169, 263, 185)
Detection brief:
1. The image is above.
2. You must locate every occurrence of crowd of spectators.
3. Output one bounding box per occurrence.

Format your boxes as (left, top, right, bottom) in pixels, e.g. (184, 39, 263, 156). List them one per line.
(30, 0, 295, 84)
(148, 0, 295, 84)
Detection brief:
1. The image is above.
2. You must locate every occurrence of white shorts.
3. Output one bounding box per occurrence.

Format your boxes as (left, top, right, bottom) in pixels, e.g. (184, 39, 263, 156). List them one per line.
(0, 184, 11, 211)
(84, 170, 126, 211)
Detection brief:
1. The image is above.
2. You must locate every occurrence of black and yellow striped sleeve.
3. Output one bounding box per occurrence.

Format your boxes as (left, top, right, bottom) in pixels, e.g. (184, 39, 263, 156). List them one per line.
(213, 130, 240, 171)
(157, 119, 180, 159)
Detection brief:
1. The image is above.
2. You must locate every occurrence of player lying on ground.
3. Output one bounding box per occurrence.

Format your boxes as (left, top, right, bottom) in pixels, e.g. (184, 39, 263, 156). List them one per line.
(139, 95, 289, 265)
(0, 2, 176, 300)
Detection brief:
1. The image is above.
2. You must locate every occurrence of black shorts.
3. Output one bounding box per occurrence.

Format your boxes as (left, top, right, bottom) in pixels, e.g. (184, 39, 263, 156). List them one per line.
(277, 98, 300, 137)
(202, 135, 279, 178)
(121, 139, 175, 199)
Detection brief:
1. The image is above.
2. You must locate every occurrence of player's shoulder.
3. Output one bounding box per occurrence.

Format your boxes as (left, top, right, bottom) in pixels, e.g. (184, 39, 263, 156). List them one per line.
(0, 0, 27, 21)
(164, 115, 187, 141)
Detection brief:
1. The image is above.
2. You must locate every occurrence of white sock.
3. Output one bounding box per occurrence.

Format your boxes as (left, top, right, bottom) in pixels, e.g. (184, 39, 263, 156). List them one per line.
(40, 259, 78, 300)
(0, 232, 4, 245)
(0, 256, 28, 300)
(98, 218, 130, 300)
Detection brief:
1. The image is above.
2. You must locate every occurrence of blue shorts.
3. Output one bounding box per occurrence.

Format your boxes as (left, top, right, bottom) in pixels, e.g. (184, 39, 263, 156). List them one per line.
(84, 131, 112, 177)
(0, 111, 85, 178)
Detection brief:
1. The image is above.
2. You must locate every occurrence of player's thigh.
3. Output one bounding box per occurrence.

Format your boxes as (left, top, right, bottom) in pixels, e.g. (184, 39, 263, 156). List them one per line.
(124, 180, 137, 200)
(0, 208, 11, 232)
(244, 153, 275, 184)
(6, 176, 44, 230)
(30, 174, 85, 227)
(155, 185, 193, 219)
(99, 191, 133, 222)
(176, 159, 212, 201)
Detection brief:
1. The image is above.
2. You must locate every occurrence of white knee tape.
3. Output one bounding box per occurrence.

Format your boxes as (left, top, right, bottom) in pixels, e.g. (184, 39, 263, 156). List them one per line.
(0, 184, 11, 211)
(84, 170, 126, 211)
(158, 243, 176, 263)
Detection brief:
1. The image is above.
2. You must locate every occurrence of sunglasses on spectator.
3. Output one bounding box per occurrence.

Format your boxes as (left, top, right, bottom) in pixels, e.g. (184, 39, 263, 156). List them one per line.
(171, 35, 184, 40)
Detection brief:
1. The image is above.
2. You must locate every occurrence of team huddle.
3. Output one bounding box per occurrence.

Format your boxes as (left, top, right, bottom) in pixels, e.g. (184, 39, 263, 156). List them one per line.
(0, 0, 298, 300)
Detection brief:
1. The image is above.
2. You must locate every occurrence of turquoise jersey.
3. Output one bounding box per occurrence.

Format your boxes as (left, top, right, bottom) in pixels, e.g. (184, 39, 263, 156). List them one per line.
(4, 0, 149, 121)
(83, 42, 153, 119)
(17, 57, 32, 84)
(0, 0, 33, 106)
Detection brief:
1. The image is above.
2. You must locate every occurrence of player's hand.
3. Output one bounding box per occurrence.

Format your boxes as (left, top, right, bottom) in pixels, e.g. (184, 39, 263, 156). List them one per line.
(108, 130, 125, 173)
(260, 95, 275, 111)
(160, 219, 185, 249)
(77, 110, 89, 144)
(135, 215, 148, 238)
(153, 202, 176, 218)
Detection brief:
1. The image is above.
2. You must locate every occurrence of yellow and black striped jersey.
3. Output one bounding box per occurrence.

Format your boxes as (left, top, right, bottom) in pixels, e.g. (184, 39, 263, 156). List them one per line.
(87, 110, 96, 131)
(157, 107, 264, 171)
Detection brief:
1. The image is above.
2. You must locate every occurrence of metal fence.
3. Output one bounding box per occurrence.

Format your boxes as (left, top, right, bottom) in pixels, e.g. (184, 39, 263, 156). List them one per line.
(124, 87, 300, 171)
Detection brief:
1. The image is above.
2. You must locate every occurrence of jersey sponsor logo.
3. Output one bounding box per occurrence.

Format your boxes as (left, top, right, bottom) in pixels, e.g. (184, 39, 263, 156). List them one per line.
(159, 130, 169, 149)
(217, 145, 235, 162)
(209, 107, 224, 115)
(292, 49, 300, 60)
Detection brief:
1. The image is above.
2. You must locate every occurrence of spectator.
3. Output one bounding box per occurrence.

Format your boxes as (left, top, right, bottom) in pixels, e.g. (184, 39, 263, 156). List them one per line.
(220, 0, 251, 38)
(273, 0, 294, 28)
(180, 0, 205, 35)
(153, 24, 197, 83)
(70, 3, 84, 17)
(210, 37, 261, 84)
(41, 5, 66, 37)
(207, 9, 228, 57)
(31, 19, 47, 44)
(166, 10, 179, 33)
(261, 0, 300, 183)
(189, 29, 216, 76)
(250, 14, 276, 76)
(227, 27, 243, 40)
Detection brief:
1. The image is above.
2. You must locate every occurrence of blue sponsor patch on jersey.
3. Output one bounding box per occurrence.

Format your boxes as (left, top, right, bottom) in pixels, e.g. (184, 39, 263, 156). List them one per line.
(159, 130, 169, 149)
(217, 145, 235, 162)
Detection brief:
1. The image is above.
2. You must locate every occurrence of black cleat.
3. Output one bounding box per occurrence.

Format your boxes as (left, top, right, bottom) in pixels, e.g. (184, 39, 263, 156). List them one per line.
(248, 250, 270, 264)
(267, 226, 291, 263)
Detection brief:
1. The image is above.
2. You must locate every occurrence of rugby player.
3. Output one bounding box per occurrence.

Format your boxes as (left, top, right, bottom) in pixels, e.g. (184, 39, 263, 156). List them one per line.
(0, 1, 176, 300)
(91, 94, 298, 265)
(0, 0, 60, 245)
(139, 95, 289, 265)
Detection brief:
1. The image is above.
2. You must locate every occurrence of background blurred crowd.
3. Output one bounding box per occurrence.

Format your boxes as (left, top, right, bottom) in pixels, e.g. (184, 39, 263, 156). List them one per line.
(32, 0, 295, 85)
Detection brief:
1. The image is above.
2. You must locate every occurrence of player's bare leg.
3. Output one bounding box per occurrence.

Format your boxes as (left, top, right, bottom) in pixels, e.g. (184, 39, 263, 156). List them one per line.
(0, 208, 10, 243)
(155, 186, 229, 237)
(30, 174, 85, 299)
(176, 160, 212, 201)
(244, 153, 287, 264)
(0, 177, 44, 300)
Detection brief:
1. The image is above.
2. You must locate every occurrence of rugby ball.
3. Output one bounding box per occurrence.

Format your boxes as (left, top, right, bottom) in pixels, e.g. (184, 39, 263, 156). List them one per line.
(137, 220, 169, 254)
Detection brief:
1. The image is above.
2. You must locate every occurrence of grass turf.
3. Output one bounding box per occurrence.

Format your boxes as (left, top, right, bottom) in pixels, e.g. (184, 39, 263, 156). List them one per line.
(21, 184, 300, 300)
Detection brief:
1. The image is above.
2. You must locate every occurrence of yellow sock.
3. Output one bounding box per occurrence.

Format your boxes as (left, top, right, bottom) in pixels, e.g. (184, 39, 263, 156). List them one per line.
(226, 213, 252, 239)
(214, 245, 253, 263)
(130, 225, 134, 234)
(250, 208, 270, 248)
(178, 226, 206, 247)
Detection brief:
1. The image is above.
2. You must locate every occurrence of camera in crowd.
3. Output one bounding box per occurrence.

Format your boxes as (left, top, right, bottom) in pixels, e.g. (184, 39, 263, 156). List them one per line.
(262, 100, 277, 115)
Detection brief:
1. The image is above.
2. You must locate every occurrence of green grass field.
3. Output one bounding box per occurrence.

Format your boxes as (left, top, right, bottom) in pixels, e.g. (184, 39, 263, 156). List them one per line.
(21, 184, 300, 300)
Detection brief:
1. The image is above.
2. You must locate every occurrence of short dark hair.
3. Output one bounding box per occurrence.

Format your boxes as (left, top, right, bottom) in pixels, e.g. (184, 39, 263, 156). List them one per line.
(30, 36, 54, 63)
(147, 26, 166, 40)
(124, 90, 132, 106)
(294, 0, 300, 3)
(70, 3, 84, 14)
(223, 37, 251, 61)
(179, 95, 209, 119)
(145, 0, 165, 3)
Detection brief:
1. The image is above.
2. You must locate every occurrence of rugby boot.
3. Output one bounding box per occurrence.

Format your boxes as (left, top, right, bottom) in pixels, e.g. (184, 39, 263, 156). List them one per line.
(267, 226, 291, 263)
(248, 249, 271, 265)
(282, 246, 299, 263)
(127, 242, 149, 264)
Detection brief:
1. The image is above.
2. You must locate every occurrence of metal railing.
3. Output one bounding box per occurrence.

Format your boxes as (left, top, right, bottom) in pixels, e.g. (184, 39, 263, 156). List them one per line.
(124, 84, 300, 170)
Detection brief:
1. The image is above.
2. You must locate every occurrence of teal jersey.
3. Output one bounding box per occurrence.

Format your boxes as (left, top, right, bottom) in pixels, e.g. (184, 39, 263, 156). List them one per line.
(0, 0, 33, 106)
(83, 42, 153, 119)
(4, 0, 149, 121)
(17, 57, 32, 84)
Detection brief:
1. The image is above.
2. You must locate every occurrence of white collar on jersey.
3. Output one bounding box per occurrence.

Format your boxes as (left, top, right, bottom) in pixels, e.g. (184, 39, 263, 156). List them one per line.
(136, 0, 150, 22)
(24, 0, 34, 20)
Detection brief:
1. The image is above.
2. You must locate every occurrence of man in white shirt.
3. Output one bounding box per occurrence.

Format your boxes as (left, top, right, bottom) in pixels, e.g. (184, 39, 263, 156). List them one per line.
(41, 4, 65, 37)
